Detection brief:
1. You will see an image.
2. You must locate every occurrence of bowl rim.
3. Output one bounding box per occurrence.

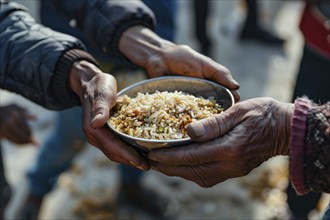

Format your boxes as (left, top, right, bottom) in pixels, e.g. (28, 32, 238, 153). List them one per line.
(117, 76, 234, 100)
(110, 127, 192, 143)
(107, 76, 234, 143)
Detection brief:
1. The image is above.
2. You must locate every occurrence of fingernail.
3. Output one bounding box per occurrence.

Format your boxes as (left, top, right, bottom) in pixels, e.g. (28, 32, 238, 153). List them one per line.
(152, 166, 159, 171)
(91, 113, 102, 122)
(231, 79, 239, 88)
(190, 121, 206, 137)
(129, 160, 137, 167)
(90, 113, 104, 128)
(137, 165, 146, 171)
(129, 161, 146, 171)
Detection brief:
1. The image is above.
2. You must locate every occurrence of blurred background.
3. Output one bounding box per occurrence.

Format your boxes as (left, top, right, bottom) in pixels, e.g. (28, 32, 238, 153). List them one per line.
(1, 0, 329, 219)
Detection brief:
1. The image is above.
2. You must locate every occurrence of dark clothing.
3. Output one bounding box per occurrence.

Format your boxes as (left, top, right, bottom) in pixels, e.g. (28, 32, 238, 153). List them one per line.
(287, 1, 330, 217)
(0, 145, 11, 219)
(193, 0, 211, 56)
(39, 0, 170, 66)
(324, 206, 330, 220)
(288, 44, 330, 218)
(286, 183, 322, 218)
(243, 0, 258, 28)
(292, 45, 330, 104)
(40, 0, 105, 62)
(142, 0, 176, 41)
(305, 103, 330, 193)
(41, 0, 156, 65)
(0, 1, 87, 110)
(1, 0, 156, 109)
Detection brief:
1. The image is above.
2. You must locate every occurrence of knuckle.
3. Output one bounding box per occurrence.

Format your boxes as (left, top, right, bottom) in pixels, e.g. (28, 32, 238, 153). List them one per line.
(197, 179, 213, 188)
(178, 44, 192, 51)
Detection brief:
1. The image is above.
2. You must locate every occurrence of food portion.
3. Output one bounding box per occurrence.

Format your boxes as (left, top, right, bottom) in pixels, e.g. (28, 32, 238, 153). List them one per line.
(108, 91, 224, 140)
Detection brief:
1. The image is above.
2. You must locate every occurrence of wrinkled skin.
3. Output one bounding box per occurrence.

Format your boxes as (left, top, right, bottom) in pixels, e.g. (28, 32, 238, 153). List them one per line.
(69, 60, 149, 170)
(148, 98, 294, 187)
(119, 26, 240, 102)
(0, 104, 37, 145)
(68, 26, 241, 171)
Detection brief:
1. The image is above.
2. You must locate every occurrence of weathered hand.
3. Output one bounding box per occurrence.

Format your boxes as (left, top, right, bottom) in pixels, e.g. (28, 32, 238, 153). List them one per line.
(0, 104, 36, 145)
(119, 26, 240, 102)
(148, 98, 293, 187)
(69, 60, 149, 170)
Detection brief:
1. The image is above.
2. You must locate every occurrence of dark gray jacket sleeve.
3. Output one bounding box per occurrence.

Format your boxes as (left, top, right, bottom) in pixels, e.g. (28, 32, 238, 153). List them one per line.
(51, 0, 156, 61)
(0, 1, 96, 110)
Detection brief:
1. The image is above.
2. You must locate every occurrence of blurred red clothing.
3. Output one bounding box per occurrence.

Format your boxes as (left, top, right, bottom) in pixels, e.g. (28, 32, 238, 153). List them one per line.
(300, 3, 330, 57)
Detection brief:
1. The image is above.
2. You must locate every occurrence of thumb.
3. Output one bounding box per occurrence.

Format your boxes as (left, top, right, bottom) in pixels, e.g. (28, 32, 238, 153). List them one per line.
(187, 106, 242, 142)
(90, 100, 110, 128)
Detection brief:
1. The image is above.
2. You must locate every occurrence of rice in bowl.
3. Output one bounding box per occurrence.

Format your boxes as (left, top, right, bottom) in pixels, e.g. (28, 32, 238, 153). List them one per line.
(108, 91, 223, 140)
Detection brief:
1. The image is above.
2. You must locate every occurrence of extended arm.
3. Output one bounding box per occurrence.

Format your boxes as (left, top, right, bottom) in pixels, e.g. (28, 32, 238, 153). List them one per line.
(0, 1, 95, 109)
(149, 98, 330, 194)
(0, 1, 148, 169)
(49, 0, 240, 100)
(50, 0, 156, 63)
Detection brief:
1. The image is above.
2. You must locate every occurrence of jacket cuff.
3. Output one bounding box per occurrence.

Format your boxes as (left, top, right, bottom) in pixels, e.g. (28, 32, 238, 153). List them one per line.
(289, 97, 312, 195)
(85, 1, 156, 61)
(52, 49, 98, 107)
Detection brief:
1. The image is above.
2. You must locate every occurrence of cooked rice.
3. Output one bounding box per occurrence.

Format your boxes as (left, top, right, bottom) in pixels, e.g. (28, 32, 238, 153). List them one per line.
(108, 91, 223, 140)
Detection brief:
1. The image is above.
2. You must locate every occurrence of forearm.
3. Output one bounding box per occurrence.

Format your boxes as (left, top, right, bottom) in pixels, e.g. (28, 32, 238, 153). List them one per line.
(52, 49, 98, 108)
(119, 26, 175, 69)
(0, 1, 96, 109)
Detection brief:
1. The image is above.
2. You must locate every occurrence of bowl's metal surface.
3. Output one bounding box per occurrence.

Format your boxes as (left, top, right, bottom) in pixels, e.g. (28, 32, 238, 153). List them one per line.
(107, 76, 234, 153)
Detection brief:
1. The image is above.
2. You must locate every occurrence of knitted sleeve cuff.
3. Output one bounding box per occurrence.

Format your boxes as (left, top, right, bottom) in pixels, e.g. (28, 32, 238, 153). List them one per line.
(52, 49, 98, 107)
(289, 97, 312, 195)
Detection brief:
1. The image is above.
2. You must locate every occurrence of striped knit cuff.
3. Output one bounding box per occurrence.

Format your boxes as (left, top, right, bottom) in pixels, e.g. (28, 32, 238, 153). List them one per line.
(289, 97, 312, 195)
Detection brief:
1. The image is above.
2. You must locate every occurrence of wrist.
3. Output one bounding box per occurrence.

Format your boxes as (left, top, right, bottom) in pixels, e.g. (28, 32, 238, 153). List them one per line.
(281, 102, 294, 155)
(53, 49, 98, 107)
(118, 26, 174, 69)
(269, 100, 294, 157)
(68, 60, 101, 100)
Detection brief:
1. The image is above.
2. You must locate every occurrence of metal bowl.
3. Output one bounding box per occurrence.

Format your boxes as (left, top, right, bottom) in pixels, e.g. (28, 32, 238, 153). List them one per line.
(107, 76, 235, 154)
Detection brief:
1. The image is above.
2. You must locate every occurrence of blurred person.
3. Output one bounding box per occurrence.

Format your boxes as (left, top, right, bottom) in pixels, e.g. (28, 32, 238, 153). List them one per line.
(0, 0, 239, 219)
(286, 1, 330, 219)
(239, 0, 285, 45)
(193, 0, 212, 56)
(0, 104, 36, 219)
(18, 0, 178, 218)
(147, 97, 330, 219)
(193, 0, 285, 57)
